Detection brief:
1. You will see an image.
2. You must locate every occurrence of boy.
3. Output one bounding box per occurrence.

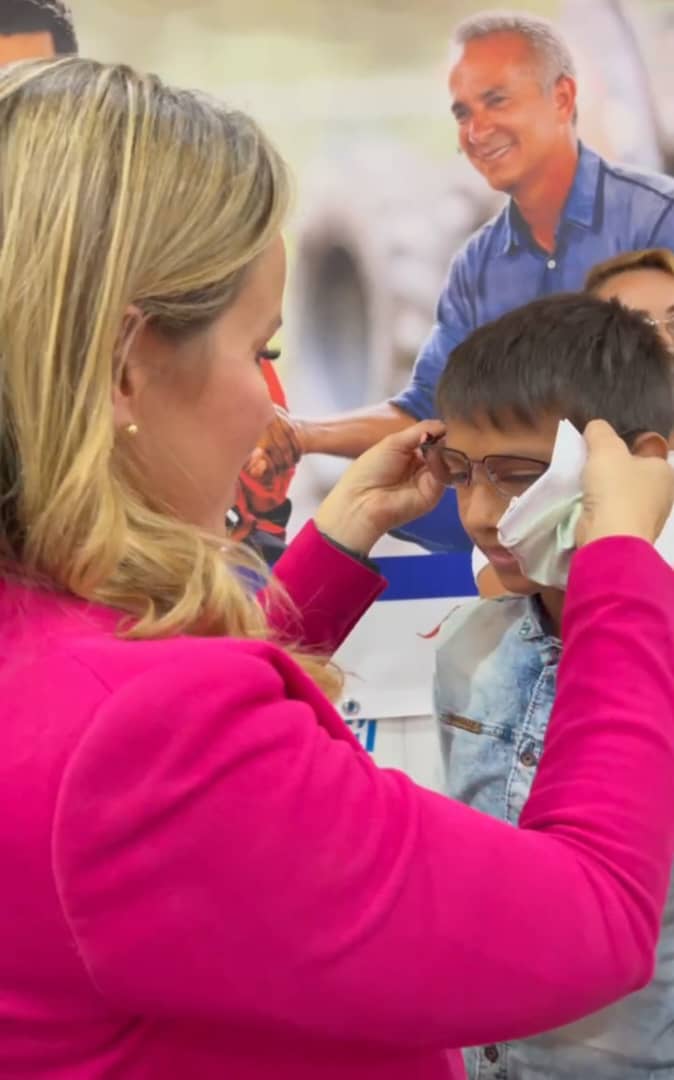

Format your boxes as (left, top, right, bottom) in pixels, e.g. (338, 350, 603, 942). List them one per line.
(474, 246, 674, 596)
(429, 292, 674, 1079)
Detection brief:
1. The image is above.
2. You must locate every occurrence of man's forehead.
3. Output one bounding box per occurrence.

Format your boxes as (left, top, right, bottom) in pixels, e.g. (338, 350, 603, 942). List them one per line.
(448, 33, 539, 89)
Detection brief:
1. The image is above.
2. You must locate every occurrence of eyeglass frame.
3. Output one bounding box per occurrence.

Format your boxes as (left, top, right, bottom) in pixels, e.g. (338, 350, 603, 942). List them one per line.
(420, 437, 549, 499)
(420, 428, 647, 500)
(642, 312, 674, 346)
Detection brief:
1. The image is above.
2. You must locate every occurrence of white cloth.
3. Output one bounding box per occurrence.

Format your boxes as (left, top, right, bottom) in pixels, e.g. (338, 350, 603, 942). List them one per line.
(496, 420, 585, 588)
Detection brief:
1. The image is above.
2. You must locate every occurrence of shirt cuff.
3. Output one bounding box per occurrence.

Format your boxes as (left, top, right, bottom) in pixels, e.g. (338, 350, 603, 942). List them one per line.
(316, 530, 380, 573)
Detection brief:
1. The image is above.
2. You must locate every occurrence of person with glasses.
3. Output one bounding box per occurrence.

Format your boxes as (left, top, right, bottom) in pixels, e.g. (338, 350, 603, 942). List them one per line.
(587, 247, 674, 347)
(474, 246, 674, 597)
(431, 291, 674, 1080)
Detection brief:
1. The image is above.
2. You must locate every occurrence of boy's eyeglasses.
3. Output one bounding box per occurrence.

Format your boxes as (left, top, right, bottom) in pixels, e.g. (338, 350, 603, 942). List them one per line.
(420, 438, 549, 499)
(421, 428, 647, 500)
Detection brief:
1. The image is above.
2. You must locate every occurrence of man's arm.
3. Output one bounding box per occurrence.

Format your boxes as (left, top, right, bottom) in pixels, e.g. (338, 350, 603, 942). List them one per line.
(295, 401, 414, 459)
(291, 281, 472, 459)
(246, 401, 415, 478)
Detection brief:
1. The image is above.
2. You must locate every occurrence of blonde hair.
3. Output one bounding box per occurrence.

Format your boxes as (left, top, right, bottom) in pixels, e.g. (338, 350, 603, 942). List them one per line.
(0, 57, 341, 696)
(585, 248, 674, 293)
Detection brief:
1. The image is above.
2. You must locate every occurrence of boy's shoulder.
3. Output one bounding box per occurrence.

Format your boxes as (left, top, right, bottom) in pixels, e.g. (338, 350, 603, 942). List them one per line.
(433, 595, 535, 696)
(433, 594, 541, 723)
(434, 594, 531, 655)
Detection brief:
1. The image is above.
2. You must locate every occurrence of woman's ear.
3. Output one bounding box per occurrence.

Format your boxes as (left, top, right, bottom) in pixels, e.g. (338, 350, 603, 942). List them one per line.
(112, 305, 147, 431)
(631, 431, 670, 460)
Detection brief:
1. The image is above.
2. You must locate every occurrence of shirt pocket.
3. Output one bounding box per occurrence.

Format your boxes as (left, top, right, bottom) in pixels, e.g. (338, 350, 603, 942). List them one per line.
(438, 707, 548, 825)
(438, 709, 518, 821)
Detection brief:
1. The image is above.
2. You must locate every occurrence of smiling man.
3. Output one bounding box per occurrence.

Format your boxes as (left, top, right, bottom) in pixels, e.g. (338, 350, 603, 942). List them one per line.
(0, 0, 77, 63)
(448, 17, 578, 256)
(257, 11, 674, 548)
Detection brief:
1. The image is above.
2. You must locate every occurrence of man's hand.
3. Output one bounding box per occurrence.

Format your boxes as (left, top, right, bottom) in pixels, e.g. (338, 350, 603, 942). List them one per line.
(577, 420, 674, 547)
(246, 407, 304, 481)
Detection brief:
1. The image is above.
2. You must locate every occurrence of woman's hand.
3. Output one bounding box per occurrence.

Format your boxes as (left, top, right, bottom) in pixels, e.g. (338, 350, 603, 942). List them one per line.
(577, 420, 674, 547)
(313, 421, 446, 556)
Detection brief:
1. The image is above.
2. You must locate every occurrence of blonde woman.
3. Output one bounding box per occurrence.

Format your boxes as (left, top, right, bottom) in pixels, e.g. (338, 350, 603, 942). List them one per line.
(2, 58, 674, 1080)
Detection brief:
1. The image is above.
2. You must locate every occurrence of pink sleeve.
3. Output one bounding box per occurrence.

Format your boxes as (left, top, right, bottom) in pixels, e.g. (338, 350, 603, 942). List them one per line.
(263, 519, 385, 652)
(52, 538, 674, 1050)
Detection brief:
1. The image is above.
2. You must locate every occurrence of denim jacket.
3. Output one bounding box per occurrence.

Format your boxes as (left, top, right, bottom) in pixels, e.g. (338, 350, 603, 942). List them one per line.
(434, 594, 674, 1080)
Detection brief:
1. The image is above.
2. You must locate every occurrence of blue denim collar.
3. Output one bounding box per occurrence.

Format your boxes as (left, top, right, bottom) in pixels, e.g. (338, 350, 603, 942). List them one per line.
(518, 594, 562, 648)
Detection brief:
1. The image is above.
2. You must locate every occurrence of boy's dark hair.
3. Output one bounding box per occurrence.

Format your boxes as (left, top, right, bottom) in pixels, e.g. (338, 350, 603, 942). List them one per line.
(436, 292, 674, 438)
(0, 1, 77, 54)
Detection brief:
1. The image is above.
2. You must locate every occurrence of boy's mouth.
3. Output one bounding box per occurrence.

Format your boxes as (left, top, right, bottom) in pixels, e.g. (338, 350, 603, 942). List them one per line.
(482, 545, 522, 574)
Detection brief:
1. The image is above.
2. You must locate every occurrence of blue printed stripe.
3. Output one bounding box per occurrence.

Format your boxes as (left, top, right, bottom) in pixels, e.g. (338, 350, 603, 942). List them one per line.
(376, 552, 477, 601)
(364, 719, 377, 753)
(345, 718, 378, 752)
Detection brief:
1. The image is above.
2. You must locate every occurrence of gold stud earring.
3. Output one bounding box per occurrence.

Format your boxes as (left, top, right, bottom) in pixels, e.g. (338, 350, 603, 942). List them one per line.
(124, 423, 139, 436)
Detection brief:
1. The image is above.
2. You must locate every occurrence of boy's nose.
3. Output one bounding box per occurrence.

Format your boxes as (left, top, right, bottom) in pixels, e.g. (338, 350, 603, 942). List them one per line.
(459, 479, 504, 536)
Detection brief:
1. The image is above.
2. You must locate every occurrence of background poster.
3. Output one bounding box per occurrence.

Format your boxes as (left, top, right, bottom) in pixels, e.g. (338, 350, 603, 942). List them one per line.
(71, 0, 674, 487)
(70, 0, 674, 780)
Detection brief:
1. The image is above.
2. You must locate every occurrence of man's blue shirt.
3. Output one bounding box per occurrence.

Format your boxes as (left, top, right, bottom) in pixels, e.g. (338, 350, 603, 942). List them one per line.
(393, 143, 674, 421)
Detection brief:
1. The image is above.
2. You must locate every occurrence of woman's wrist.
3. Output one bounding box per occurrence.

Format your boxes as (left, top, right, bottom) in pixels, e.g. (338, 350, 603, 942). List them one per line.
(313, 497, 381, 557)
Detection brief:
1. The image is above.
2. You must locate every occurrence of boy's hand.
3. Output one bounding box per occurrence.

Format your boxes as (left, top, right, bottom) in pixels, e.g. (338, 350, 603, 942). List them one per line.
(577, 420, 674, 547)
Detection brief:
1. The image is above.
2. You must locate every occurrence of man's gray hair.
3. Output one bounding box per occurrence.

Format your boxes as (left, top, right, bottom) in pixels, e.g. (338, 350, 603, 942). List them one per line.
(454, 11, 577, 89)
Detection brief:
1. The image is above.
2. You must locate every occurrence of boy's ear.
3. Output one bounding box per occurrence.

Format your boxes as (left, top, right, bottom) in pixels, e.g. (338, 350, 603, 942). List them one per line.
(630, 431, 670, 460)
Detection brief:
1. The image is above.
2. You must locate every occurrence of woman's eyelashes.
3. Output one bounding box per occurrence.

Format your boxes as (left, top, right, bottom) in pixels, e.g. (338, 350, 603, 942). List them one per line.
(256, 347, 281, 364)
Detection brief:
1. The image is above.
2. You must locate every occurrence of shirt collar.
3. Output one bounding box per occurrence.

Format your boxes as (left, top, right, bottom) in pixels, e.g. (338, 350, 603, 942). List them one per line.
(519, 594, 561, 647)
(498, 141, 600, 254)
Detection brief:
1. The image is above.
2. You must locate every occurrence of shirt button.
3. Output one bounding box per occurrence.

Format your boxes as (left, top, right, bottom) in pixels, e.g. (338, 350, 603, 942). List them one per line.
(484, 1045, 500, 1063)
(520, 748, 538, 768)
(547, 258, 557, 269)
